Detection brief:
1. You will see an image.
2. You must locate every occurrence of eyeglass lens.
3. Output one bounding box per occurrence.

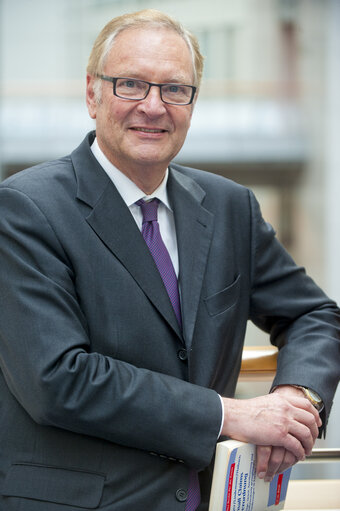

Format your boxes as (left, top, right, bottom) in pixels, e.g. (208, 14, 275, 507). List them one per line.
(115, 78, 193, 104)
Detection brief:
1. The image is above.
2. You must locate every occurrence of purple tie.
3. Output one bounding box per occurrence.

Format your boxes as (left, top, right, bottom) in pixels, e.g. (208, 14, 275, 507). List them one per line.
(137, 199, 200, 511)
(137, 199, 182, 326)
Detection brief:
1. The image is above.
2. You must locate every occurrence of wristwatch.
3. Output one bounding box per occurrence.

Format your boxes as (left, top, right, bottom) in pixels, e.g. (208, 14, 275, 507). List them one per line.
(293, 386, 324, 412)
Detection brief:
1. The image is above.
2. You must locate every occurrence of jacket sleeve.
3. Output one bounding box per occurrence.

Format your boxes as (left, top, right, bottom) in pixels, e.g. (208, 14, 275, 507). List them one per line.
(0, 186, 221, 470)
(248, 189, 340, 431)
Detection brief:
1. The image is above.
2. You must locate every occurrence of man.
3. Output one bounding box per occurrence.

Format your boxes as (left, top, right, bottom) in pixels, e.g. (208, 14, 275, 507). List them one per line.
(0, 9, 339, 511)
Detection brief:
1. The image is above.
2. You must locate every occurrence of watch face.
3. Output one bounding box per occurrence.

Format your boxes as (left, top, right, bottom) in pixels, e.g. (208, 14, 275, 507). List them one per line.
(305, 388, 323, 411)
(308, 389, 321, 401)
(293, 385, 323, 410)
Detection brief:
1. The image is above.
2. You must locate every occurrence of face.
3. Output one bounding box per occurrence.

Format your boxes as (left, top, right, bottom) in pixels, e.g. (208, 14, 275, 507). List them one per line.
(86, 27, 196, 190)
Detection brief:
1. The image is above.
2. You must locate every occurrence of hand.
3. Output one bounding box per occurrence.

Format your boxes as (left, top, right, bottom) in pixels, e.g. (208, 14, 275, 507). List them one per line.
(255, 386, 321, 481)
(256, 446, 296, 482)
(221, 387, 321, 478)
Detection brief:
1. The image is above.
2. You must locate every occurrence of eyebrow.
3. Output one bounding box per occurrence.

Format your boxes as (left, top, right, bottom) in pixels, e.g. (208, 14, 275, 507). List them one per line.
(116, 74, 192, 84)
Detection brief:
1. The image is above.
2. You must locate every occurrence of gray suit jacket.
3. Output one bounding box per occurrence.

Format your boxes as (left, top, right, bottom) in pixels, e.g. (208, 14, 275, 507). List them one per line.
(0, 132, 339, 510)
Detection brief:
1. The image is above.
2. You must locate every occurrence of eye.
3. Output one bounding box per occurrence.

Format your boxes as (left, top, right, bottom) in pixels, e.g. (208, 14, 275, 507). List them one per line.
(123, 80, 137, 88)
(168, 85, 179, 93)
(163, 84, 188, 96)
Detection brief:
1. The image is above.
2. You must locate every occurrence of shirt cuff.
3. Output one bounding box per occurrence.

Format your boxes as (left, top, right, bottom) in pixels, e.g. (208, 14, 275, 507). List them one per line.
(217, 394, 224, 438)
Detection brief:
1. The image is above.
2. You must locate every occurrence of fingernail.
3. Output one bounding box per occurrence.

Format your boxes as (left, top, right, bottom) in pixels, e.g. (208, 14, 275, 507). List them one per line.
(258, 472, 265, 479)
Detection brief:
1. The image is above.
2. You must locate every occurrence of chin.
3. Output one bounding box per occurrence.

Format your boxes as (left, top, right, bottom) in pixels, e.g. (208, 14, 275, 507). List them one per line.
(132, 151, 170, 166)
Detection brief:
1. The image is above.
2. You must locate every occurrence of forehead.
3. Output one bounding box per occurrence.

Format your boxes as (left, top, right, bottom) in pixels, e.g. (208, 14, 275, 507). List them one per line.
(104, 27, 194, 83)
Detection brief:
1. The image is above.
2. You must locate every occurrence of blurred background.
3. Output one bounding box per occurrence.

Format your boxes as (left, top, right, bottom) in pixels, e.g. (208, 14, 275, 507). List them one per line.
(0, 0, 339, 481)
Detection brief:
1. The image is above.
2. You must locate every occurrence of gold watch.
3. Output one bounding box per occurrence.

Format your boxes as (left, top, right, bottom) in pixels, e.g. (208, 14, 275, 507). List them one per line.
(294, 386, 323, 411)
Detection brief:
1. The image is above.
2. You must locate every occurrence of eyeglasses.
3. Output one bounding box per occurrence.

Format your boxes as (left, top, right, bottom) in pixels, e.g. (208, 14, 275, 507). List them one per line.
(98, 75, 197, 105)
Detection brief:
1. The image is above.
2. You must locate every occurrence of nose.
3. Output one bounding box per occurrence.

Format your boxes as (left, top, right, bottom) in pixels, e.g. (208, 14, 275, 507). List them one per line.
(137, 85, 167, 116)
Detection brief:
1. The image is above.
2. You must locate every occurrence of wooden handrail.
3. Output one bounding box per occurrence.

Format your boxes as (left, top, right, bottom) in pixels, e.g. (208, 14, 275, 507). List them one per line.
(239, 346, 278, 381)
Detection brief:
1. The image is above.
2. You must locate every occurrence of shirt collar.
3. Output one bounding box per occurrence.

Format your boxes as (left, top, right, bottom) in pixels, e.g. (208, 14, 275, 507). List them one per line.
(91, 137, 171, 210)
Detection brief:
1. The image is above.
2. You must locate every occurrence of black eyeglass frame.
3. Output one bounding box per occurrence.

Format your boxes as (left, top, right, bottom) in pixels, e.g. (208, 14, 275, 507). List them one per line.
(98, 74, 197, 106)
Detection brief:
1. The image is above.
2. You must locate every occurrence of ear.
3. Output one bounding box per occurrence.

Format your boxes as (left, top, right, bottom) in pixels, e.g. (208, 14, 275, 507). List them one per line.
(86, 74, 98, 119)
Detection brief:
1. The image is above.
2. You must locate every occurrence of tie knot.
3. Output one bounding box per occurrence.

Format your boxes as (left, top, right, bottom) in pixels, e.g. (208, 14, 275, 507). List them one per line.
(136, 198, 160, 223)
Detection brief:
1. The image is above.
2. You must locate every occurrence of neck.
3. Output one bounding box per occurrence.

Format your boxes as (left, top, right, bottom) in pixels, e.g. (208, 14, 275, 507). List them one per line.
(125, 166, 167, 195)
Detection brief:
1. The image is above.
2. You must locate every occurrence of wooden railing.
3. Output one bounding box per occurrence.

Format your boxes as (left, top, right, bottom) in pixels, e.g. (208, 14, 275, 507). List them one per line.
(239, 345, 278, 381)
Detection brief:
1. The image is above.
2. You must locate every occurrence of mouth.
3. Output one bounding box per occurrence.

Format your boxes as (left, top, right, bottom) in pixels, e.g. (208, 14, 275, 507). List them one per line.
(130, 127, 167, 134)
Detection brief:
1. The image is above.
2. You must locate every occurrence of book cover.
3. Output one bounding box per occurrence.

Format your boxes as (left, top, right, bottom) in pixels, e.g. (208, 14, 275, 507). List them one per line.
(209, 440, 292, 511)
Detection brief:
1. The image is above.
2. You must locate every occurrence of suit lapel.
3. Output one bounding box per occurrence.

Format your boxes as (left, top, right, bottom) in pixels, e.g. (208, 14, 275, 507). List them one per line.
(71, 135, 182, 340)
(168, 167, 214, 350)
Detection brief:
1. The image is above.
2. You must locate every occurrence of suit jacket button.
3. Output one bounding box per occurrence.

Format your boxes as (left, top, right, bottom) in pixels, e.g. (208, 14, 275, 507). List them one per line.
(178, 349, 188, 361)
(176, 489, 188, 502)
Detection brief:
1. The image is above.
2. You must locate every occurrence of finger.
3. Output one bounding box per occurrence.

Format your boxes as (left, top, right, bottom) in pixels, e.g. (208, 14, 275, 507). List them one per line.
(292, 405, 321, 441)
(292, 414, 319, 443)
(288, 395, 322, 429)
(258, 446, 296, 482)
(264, 446, 286, 482)
(256, 445, 272, 479)
(264, 447, 298, 481)
(294, 400, 322, 437)
(307, 403, 322, 429)
(288, 419, 316, 455)
(278, 431, 305, 461)
(277, 402, 320, 455)
(276, 449, 297, 474)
